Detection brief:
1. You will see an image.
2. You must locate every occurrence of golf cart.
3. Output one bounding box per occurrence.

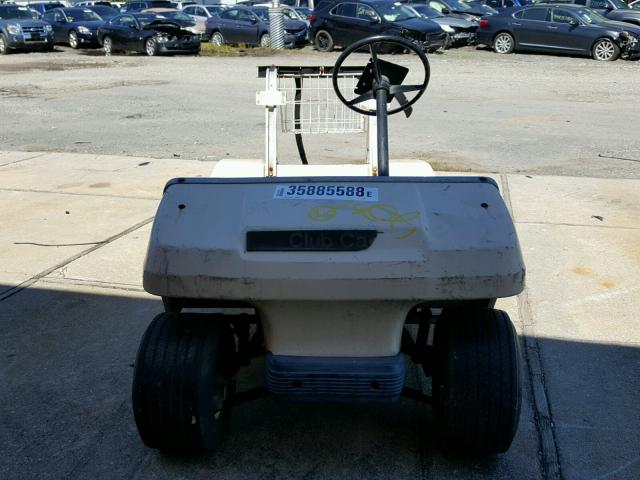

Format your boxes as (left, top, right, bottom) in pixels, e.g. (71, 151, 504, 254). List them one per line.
(134, 35, 525, 455)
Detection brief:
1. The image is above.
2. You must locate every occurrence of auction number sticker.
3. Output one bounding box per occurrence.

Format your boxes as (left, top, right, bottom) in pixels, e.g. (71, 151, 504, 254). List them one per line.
(274, 185, 378, 202)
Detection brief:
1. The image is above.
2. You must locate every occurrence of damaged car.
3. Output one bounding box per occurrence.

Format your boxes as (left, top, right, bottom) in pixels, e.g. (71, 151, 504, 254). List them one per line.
(97, 12, 200, 55)
(407, 3, 477, 46)
(309, 0, 447, 52)
(476, 4, 640, 61)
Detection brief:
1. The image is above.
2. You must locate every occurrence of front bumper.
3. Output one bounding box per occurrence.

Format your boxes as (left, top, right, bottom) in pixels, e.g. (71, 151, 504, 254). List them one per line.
(620, 36, 640, 59)
(6, 32, 54, 49)
(157, 37, 201, 54)
(284, 30, 308, 48)
(76, 31, 100, 46)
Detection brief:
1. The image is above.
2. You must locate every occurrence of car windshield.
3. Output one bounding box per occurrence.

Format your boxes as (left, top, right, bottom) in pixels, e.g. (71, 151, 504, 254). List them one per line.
(573, 7, 608, 23)
(410, 5, 441, 17)
(152, 11, 193, 21)
(442, 0, 471, 11)
(66, 9, 102, 21)
(609, 0, 627, 8)
(0, 6, 37, 19)
(295, 7, 311, 19)
(376, 2, 418, 21)
(253, 8, 269, 21)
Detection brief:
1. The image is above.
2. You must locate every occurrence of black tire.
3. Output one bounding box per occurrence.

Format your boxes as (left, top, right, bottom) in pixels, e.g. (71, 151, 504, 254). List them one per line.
(433, 307, 521, 454)
(68, 30, 79, 49)
(260, 33, 271, 48)
(0, 33, 10, 55)
(314, 29, 334, 52)
(592, 38, 619, 61)
(132, 312, 234, 452)
(493, 32, 515, 54)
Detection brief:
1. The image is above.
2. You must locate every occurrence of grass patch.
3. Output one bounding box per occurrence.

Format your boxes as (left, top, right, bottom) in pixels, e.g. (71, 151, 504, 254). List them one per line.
(200, 43, 278, 57)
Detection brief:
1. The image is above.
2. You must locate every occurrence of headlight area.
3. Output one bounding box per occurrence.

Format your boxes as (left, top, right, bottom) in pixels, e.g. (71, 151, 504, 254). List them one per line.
(156, 34, 172, 43)
(7, 24, 23, 35)
(440, 24, 455, 34)
(77, 26, 92, 35)
(619, 31, 640, 57)
(45, 25, 53, 33)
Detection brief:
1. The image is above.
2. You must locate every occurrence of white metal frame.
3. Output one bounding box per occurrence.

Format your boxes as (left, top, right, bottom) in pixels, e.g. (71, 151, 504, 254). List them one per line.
(256, 65, 378, 177)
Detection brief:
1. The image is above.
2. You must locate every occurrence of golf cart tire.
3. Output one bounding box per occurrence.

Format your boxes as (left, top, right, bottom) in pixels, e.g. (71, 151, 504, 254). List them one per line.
(132, 312, 232, 452)
(433, 307, 521, 454)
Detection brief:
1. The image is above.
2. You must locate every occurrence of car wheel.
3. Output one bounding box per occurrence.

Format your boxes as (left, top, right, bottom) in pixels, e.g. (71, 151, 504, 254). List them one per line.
(493, 32, 515, 54)
(592, 38, 619, 61)
(145, 37, 158, 56)
(68, 30, 79, 49)
(210, 31, 223, 46)
(0, 33, 9, 55)
(433, 307, 522, 454)
(260, 33, 271, 48)
(132, 312, 235, 452)
(314, 29, 334, 52)
(102, 36, 113, 55)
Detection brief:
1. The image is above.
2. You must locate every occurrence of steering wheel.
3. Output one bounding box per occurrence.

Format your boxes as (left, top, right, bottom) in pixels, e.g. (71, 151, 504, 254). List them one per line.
(332, 35, 431, 117)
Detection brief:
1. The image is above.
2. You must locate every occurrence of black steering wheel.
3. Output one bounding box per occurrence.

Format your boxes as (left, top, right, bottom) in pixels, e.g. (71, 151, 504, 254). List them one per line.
(332, 35, 431, 117)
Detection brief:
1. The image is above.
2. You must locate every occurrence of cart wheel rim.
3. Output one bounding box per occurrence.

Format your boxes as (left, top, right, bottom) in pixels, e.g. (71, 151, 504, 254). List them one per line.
(69, 31, 78, 48)
(260, 34, 270, 47)
(494, 34, 512, 53)
(211, 32, 223, 46)
(146, 38, 156, 56)
(594, 40, 614, 60)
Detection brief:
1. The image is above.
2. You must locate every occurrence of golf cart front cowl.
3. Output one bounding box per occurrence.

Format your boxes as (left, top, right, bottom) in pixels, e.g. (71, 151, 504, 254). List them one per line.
(143, 175, 525, 302)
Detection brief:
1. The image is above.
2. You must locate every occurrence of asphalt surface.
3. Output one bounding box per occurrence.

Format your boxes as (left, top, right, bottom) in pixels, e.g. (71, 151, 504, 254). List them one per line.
(0, 46, 639, 178)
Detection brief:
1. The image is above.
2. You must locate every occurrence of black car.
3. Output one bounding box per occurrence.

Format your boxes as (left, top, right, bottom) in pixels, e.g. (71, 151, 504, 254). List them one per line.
(120, 1, 174, 13)
(419, 0, 499, 20)
(42, 8, 105, 48)
(310, 0, 447, 52)
(86, 5, 121, 20)
(204, 5, 307, 47)
(97, 12, 200, 55)
(547, 0, 640, 26)
(467, 0, 528, 13)
(408, 3, 477, 46)
(0, 4, 54, 54)
(476, 4, 640, 60)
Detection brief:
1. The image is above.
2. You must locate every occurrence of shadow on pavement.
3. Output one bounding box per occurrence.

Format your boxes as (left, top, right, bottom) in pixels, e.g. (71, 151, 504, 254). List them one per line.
(1, 284, 638, 480)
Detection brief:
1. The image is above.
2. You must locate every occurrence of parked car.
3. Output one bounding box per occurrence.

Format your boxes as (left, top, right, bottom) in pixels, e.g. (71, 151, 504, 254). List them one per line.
(85, 4, 121, 19)
(0, 3, 54, 54)
(181, 3, 225, 33)
(204, 5, 307, 47)
(97, 12, 200, 54)
(310, 0, 447, 52)
(476, 4, 640, 60)
(408, 3, 477, 45)
(141, 7, 200, 33)
(467, 0, 528, 12)
(42, 7, 105, 48)
(75, 1, 116, 6)
(22, 1, 65, 15)
(546, 0, 640, 26)
(424, 0, 498, 19)
(120, 0, 174, 12)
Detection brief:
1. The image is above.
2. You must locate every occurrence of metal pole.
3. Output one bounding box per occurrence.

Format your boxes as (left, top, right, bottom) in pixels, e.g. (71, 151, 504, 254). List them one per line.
(375, 87, 389, 176)
(269, 0, 285, 49)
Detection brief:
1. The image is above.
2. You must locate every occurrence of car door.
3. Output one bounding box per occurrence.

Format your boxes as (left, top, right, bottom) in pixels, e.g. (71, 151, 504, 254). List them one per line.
(51, 10, 67, 42)
(327, 3, 360, 45)
(105, 15, 125, 48)
(118, 14, 143, 51)
(512, 7, 552, 48)
(234, 9, 260, 45)
(352, 3, 384, 39)
(548, 8, 589, 52)
(217, 8, 240, 42)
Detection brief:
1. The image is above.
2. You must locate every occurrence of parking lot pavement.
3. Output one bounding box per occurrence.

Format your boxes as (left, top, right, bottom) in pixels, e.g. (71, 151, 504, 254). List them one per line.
(1, 153, 639, 480)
